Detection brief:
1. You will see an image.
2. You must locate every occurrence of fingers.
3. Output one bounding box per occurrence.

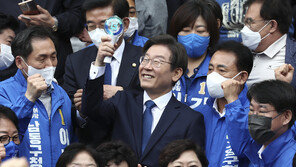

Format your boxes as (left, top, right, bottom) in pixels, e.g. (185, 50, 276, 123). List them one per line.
(18, 15, 31, 26)
(74, 89, 83, 98)
(95, 42, 115, 66)
(101, 36, 112, 42)
(288, 64, 294, 72)
(0, 143, 6, 160)
(25, 74, 47, 102)
(36, 5, 48, 14)
(27, 74, 47, 89)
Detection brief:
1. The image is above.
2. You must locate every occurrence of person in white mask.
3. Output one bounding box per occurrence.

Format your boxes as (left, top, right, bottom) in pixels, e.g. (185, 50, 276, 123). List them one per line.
(198, 41, 253, 166)
(0, 26, 74, 167)
(62, 0, 143, 146)
(240, 0, 296, 88)
(123, 0, 148, 47)
(0, 12, 19, 81)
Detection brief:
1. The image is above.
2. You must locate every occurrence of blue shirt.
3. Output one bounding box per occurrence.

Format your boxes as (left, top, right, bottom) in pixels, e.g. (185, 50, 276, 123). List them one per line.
(200, 85, 250, 167)
(172, 54, 211, 112)
(226, 95, 296, 167)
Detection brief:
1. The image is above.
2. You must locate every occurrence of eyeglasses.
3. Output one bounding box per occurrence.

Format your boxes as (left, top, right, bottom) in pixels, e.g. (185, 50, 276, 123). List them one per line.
(139, 56, 171, 68)
(0, 134, 23, 146)
(244, 18, 269, 29)
(86, 22, 104, 31)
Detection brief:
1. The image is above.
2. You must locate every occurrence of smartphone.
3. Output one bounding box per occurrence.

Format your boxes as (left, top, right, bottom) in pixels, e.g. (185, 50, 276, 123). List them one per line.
(18, 0, 40, 15)
(20, 15, 31, 21)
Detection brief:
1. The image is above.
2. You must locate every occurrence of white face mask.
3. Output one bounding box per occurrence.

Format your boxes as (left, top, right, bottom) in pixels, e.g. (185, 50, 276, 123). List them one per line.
(241, 20, 271, 51)
(0, 44, 14, 70)
(88, 28, 110, 48)
(206, 71, 242, 98)
(21, 57, 56, 87)
(124, 17, 138, 38)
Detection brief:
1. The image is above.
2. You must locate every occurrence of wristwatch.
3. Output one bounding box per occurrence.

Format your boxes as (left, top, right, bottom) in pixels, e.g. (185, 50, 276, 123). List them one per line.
(52, 16, 58, 32)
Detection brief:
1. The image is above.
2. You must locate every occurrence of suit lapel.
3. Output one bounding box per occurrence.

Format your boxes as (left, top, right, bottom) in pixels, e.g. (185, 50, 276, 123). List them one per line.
(141, 96, 181, 159)
(131, 92, 144, 158)
(117, 43, 139, 87)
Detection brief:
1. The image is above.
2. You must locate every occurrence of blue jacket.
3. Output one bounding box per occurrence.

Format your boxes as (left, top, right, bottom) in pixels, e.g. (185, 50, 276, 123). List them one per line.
(200, 85, 249, 167)
(129, 30, 148, 47)
(225, 95, 296, 167)
(172, 55, 211, 112)
(0, 70, 74, 167)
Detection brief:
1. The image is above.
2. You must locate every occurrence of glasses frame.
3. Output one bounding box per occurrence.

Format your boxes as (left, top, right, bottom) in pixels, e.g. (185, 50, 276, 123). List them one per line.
(244, 18, 269, 30)
(139, 56, 171, 68)
(0, 134, 23, 146)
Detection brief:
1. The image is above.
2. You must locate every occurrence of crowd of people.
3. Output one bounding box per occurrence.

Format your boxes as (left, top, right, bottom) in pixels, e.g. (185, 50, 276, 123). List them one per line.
(0, 0, 296, 166)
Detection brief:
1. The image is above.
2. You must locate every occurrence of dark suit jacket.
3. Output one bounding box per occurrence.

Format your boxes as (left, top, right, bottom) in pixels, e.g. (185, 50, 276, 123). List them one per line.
(0, 0, 84, 83)
(81, 76, 206, 167)
(63, 42, 142, 146)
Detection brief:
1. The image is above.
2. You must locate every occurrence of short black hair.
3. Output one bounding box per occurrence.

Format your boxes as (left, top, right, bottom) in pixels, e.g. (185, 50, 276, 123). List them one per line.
(245, 0, 292, 34)
(11, 26, 56, 59)
(168, 0, 219, 48)
(96, 141, 137, 167)
(56, 143, 99, 167)
(159, 139, 208, 167)
(82, 0, 129, 19)
(247, 80, 296, 128)
(0, 105, 19, 131)
(143, 34, 188, 79)
(214, 40, 253, 75)
(0, 12, 19, 33)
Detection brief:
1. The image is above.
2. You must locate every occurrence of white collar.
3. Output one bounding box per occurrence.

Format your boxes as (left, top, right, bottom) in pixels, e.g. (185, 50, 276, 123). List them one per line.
(259, 34, 287, 58)
(213, 98, 226, 117)
(143, 91, 172, 110)
(257, 145, 266, 159)
(113, 39, 125, 63)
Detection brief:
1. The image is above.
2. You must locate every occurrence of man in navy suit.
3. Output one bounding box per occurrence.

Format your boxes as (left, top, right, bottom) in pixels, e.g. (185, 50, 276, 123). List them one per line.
(81, 34, 205, 167)
(62, 0, 142, 146)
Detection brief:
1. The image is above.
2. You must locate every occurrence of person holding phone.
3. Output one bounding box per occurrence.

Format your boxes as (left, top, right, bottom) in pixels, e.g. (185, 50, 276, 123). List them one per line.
(0, 0, 84, 85)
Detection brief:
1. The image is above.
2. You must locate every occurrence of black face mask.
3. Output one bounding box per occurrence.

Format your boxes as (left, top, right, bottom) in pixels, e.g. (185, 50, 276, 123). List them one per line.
(248, 114, 280, 145)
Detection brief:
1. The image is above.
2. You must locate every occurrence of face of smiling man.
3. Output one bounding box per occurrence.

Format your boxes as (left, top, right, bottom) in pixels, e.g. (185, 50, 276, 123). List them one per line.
(139, 44, 182, 100)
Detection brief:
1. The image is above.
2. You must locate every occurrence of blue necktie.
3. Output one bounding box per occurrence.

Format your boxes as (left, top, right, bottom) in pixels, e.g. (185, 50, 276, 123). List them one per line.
(142, 100, 156, 153)
(104, 63, 112, 85)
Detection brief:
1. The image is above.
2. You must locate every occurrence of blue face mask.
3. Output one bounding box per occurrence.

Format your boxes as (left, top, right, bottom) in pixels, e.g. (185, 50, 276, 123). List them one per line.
(2, 141, 19, 161)
(177, 33, 210, 58)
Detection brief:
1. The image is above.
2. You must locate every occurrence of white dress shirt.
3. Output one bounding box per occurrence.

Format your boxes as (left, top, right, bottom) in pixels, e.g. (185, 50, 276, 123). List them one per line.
(89, 40, 125, 86)
(258, 145, 266, 159)
(247, 34, 287, 88)
(143, 91, 172, 133)
(213, 98, 226, 118)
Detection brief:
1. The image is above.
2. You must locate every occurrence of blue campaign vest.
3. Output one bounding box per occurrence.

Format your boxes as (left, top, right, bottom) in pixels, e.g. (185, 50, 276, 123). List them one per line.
(172, 54, 211, 112)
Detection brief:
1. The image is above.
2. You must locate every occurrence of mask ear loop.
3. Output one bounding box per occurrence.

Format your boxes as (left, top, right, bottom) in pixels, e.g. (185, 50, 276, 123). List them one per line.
(231, 71, 242, 80)
(259, 20, 272, 40)
(20, 57, 29, 77)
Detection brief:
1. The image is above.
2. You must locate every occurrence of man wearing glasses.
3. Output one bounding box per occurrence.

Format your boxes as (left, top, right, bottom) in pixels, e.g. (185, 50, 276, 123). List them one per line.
(63, 0, 142, 147)
(240, 0, 296, 88)
(80, 35, 205, 167)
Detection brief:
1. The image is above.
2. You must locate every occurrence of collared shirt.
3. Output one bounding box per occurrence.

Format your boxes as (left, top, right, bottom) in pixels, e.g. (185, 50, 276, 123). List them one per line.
(89, 40, 125, 86)
(143, 91, 172, 133)
(247, 34, 287, 88)
(258, 145, 266, 159)
(213, 98, 226, 118)
(38, 84, 55, 118)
